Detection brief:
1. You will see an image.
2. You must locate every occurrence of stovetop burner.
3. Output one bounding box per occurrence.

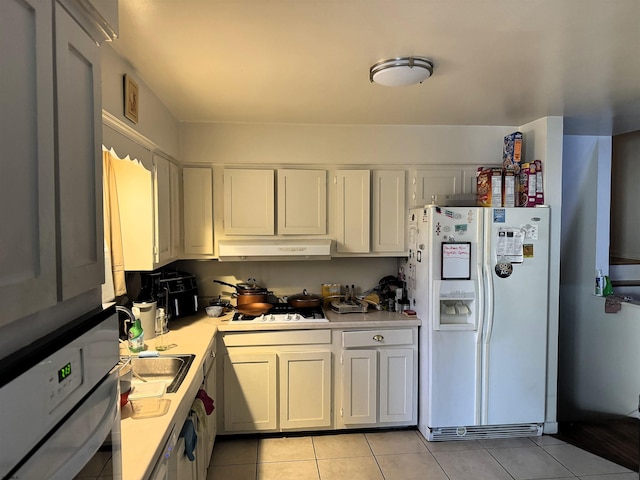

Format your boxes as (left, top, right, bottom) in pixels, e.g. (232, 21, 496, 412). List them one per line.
(233, 303, 328, 323)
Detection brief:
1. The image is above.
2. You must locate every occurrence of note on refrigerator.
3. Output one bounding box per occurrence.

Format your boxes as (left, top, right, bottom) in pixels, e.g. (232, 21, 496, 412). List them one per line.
(496, 228, 524, 263)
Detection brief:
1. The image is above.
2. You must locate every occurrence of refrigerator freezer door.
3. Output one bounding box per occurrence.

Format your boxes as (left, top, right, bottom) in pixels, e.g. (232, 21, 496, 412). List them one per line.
(481, 207, 550, 425)
(415, 206, 485, 430)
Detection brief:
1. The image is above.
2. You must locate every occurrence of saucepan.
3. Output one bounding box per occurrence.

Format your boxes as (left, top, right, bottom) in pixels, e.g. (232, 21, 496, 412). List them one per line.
(213, 278, 270, 305)
(288, 289, 323, 309)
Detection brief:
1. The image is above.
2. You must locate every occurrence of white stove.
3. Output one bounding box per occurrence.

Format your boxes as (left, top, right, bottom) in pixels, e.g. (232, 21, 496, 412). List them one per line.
(233, 312, 329, 323)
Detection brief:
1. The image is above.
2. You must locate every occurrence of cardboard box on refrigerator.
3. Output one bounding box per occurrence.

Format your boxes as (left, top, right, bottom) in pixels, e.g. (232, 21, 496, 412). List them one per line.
(477, 167, 503, 207)
(503, 131, 524, 173)
(503, 168, 516, 208)
(518, 163, 537, 207)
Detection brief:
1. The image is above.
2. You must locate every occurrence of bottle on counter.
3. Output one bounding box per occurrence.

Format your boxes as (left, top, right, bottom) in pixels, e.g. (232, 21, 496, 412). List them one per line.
(595, 269, 605, 296)
(128, 313, 144, 353)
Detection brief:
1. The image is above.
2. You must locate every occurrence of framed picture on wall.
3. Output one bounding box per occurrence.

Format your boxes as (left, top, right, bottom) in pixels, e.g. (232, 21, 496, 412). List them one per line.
(124, 74, 139, 123)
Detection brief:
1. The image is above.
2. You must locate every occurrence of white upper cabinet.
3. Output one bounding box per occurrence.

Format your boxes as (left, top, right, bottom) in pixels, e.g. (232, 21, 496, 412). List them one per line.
(56, 3, 104, 299)
(169, 161, 182, 257)
(277, 169, 327, 235)
(411, 166, 479, 208)
(183, 167, 214, 256)
(372, 170, 405, 253)
(411, 168, 462, 208)
(1, 0, 114, 326)
(224, 169, 275, 235)
(0, 0, 57, 324)
(335, 170, 371, 253)
(154, 155, 172, 264)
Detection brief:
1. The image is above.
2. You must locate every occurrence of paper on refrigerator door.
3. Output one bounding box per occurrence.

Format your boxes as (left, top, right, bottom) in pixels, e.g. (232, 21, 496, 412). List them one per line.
(496, 228, 524, 263)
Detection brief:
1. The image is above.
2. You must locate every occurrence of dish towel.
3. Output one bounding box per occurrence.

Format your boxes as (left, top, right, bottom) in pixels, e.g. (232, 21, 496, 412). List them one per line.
(196, 389, 215, 415)
(191, 397, 207, 436)
(179, 418, 198, 461)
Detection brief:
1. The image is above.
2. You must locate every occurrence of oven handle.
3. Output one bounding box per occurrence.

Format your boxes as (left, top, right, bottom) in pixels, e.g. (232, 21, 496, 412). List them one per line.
(9, 368, 119, 480)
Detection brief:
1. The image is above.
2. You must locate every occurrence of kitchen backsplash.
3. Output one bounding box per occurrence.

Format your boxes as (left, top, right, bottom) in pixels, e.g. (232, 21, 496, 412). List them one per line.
(174, 257, 401, 304)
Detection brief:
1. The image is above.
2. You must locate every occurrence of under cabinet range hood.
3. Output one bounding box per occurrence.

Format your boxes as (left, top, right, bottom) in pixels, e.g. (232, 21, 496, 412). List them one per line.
(218, 239, 332, 261)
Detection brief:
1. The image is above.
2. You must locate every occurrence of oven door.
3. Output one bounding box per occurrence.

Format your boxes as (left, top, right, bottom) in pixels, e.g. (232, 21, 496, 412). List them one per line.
(10, 366, 121, 480)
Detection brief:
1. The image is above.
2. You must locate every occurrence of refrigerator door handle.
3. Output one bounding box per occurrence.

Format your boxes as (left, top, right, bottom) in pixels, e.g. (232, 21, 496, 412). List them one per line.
(481, 209, 495, 424)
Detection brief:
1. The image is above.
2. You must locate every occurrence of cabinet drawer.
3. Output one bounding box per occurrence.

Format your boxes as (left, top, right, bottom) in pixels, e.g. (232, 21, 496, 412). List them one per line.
(223, 329, 331, 347)
(342, 329, 413, 348)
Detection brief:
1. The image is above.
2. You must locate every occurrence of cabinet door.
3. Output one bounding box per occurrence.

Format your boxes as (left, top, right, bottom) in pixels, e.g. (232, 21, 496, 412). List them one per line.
(372, 170, 405, 253)
(335, 170, 370, 253)
(224, 169, 274, 235)
(0, 0, 57, 325)
(379, 348, 414, 423)
(174, 434, 196, 480)
(462, 167, 479, 194)
(277, 170, 327, 234)
(183, 167, 213, 255)
(223, 353, 277, 432)
(279, 351, 332, 430)
(342, 350, 377, 425)
(154, 155, 171, 264)
(55, 4, 104, 299)
(169, 162, 181, 257)
(202, 348, 217, 475)
(411, 169, 462, 208)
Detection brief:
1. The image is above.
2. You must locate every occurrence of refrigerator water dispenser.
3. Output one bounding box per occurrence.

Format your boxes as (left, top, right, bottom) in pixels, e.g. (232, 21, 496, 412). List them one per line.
(433, 280, 477, 330)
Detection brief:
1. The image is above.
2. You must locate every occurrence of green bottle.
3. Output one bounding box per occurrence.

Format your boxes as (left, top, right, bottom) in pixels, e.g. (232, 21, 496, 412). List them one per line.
(128, 317, 144, 353)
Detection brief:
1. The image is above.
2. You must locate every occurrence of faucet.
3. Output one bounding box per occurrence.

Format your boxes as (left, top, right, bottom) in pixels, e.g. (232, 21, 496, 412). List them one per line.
(116, 305, 135, 340)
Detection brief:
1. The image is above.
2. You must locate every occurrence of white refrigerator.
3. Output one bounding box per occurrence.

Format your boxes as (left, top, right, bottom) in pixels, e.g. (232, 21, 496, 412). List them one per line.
(407, 205, 550, 441)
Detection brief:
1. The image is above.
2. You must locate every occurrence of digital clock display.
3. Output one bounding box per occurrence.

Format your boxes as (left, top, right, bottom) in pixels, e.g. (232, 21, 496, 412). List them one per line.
(58, 362, 72, 383)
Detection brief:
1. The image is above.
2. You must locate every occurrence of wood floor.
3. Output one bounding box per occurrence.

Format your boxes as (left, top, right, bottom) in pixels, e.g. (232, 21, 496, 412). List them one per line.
(556, 418, 639, 472)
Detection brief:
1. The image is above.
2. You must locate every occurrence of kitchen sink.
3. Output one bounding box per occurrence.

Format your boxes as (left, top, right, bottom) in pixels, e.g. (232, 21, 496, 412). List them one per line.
(126, 354, 195, 394)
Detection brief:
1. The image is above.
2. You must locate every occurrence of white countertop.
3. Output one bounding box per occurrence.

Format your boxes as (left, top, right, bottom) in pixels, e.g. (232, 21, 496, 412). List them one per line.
(119, 307, 421, 479)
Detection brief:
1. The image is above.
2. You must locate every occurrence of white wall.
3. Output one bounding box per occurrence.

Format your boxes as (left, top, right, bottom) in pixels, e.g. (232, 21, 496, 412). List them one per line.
(559, 135, 640, 420)
(179, 123, 517, 166)
(520, 116, 563, 432)
(101, 45, 180, 159)
(175, 257, 400, 305)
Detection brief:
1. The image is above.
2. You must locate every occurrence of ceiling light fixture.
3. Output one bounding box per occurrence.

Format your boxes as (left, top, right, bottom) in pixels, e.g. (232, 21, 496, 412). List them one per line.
(369, 56, 434, 87)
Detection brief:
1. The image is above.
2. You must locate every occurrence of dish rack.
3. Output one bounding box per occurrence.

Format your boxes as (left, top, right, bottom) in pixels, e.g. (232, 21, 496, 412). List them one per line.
(330, 300, 368, 314)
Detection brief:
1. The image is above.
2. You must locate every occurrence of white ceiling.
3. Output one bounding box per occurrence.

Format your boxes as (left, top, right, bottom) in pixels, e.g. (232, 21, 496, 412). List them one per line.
(112, 0, 640, 135)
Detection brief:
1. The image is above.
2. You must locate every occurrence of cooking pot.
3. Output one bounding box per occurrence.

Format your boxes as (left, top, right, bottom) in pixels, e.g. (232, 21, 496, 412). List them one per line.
(288, 289, 323, 309)
(236, 302, 273, 316)
(214, 279, 269, 305)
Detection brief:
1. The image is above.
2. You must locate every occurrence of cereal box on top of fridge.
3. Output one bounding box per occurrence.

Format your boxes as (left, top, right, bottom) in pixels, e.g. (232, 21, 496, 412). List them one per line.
(518, 162, 537, 207)
(503, 167, 516, 208)
(534, 159, 544, 204)
(503, 131, 523, 173)
(477, 167, 503, 207)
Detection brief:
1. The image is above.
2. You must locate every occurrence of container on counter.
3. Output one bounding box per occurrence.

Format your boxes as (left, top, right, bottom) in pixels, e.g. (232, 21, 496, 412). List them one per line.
(321, 283, 341, 299)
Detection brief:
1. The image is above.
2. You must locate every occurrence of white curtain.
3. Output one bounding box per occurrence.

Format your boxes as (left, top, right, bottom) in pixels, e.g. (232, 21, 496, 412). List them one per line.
(102, 147, 127, 298)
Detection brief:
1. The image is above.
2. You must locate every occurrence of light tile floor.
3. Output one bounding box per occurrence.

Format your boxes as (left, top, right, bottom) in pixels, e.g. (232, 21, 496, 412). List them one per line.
(206, 429, 637, 480)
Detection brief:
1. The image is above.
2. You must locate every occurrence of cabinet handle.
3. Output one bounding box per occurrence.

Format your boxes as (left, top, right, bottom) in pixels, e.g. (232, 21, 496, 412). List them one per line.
(373, 334, 384, 342)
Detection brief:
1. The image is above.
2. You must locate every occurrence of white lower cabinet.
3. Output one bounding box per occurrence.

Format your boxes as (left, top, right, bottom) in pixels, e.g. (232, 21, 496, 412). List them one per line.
(340, 328, 417, 428)
(175, 434, 196, 480)
(279, 351, 332, 429)
(223, 353, 278, 432)
(197, 344, 217, 479)
(220, 330, 333, 434)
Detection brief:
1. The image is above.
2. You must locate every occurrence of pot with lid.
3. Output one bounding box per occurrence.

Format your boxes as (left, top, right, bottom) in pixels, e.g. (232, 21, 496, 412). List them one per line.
(213, 278, 269, 305)
(288, 289, 323, 309)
